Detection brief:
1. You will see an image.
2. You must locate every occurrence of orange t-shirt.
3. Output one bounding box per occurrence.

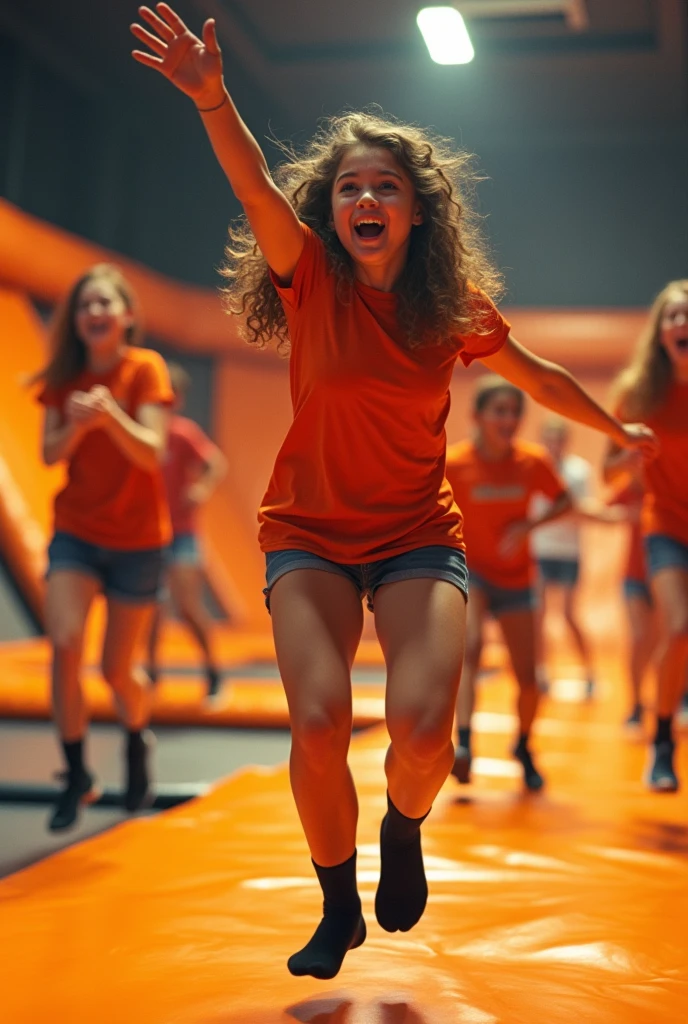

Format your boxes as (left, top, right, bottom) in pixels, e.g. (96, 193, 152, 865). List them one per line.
(162, 415, 217, 536)
(38, 347, 173, 550)
(607, 480, 647, 583)
(259, 223, 511, 562)
(445, 439, 566, 588)
(632, 383, 688, 546)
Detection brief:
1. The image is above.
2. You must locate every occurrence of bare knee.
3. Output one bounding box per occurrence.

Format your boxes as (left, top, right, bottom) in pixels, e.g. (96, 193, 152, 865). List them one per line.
(291, 704, 352, 767)
(49, 622, 84, 659)
(665, 619, 688, 649)
(388, 712, 452, 767)
(101, 657, 132, 692)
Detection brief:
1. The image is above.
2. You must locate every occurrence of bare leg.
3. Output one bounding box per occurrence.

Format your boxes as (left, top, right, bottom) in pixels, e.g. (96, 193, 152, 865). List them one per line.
(169, 565, 220, 687)
(498, 608, 544, 790)
(375, 577, 466, 932)
(453, 586, 487, 782)
(270, 569, 363, 868)
(646, 567, 688, 791)
(45, 570, 100, 742)
(45, 570, 101, 830)
(146, 603, 163, 682)
(101, 598, 156, 731)
(270, 568, 365, 978)
(625, 594, 657, 716)
(561, 584, 595, 692)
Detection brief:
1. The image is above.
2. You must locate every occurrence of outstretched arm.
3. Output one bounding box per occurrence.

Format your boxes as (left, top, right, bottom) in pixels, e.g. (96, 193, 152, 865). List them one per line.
(131, 4, 303, 283)
(483, 337, 658, 457)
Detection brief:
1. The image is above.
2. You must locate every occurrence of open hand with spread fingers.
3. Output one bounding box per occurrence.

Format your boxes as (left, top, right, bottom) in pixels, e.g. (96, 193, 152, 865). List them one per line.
(130, 3, 225, 109)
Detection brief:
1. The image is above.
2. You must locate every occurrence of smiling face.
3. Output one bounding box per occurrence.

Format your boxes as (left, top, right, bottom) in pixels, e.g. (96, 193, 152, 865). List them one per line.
(659, 293, 688, 371)
(475, 389, 523, 454)
(330, 144, 423, 289)
(74, 276, 133, 357)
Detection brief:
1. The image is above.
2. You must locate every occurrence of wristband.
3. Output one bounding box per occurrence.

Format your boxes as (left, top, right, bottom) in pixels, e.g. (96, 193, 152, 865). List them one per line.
(196, 94, 228, 113)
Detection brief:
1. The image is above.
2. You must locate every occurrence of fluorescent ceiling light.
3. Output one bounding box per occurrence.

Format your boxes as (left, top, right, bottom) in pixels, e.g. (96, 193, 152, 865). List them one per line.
(417, 7, 475, 65)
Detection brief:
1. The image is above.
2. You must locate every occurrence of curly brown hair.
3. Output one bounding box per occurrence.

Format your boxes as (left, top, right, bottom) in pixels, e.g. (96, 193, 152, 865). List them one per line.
(220, 110, 503, 353)
(611, 280, 688, 420)
(28, 264, 142, 390)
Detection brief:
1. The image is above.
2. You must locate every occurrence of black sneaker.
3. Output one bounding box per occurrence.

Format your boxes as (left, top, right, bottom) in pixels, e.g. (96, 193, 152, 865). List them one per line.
(513, 742, 544, 791)
(624, 706, 643, 735)
(647, 740, 679, 793)
(124, 731, 154, 811)
(206, 667, 222, 700)
(450, 745, 472, 785)
(48, 769, 99, 832)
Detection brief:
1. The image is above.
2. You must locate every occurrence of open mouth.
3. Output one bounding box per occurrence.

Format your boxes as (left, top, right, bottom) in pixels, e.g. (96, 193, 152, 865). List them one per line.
(354, 218, 385, 239)
(676, 337, 688, 352)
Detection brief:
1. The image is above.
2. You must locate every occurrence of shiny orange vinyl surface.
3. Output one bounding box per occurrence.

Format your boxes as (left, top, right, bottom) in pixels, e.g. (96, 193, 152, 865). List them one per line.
(2, 649, 687, 1023)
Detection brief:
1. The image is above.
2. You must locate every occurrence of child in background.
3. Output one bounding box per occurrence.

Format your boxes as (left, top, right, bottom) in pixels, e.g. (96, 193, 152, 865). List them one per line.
(35, 263, 172, 831)
(531, 416, 619, 698)
(607, 478, 657, 733)
(446, 377, 571, 791)
(146, 362, 227, 699)
(606, 280, 688, 791)
(131, 3, 655, 979)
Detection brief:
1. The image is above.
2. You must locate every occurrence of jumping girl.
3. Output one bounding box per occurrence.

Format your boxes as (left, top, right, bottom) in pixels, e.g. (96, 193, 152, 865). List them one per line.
(446, 378, 571, 791)
(606, 280, 688, 790)
(131, 3, 655, 979)
(35, 263, 172, 831)
(146, 362, 227, 699)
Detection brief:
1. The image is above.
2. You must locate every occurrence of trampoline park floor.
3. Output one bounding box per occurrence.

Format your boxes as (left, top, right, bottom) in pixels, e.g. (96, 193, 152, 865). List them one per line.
(1, 628, 687, 1023)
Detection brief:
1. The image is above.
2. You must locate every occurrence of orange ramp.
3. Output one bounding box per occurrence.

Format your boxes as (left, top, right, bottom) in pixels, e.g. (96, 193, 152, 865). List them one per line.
(2, 646, 687, 1024)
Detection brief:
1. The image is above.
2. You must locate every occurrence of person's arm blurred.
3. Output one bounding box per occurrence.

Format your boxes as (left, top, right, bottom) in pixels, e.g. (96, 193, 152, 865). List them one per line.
(186, 448, 227, 505)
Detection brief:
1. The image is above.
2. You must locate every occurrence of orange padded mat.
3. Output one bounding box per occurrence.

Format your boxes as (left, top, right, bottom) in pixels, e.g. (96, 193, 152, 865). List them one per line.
(2, 647, 687, 1023)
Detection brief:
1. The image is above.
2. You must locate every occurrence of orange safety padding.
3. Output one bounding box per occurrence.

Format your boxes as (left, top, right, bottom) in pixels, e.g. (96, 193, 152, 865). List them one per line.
(0, 289, 65, 624)
(0, 199, 242, 355)
(2, 645, 687, 1023)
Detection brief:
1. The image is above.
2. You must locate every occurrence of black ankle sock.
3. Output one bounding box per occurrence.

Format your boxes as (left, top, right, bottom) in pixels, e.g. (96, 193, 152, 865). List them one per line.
(375, 792, 429, 934)
(62, 739, 85, 776)
(127, 729, 144, 748)
(287, 850, 365, 980)
(655, 716, 673, 745)
(458, 726, 471, 749)
(515, 732, 530, 751)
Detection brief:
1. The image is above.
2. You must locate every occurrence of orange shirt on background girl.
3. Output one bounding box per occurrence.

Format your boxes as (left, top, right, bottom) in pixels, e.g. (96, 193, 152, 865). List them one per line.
(259, 224, 511, 562)
(38, 347, 173, 550)
(630, 381, 688, 546)
(445, 439, 566, 589)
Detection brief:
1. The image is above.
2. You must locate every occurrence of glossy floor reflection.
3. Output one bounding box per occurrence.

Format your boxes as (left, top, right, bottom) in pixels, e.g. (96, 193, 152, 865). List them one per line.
(2, 646, 687, 1023)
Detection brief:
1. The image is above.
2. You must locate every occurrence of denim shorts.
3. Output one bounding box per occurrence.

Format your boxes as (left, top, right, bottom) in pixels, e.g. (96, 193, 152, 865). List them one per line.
(623, 578, 652, 605)
(645, 534, 688, 578)
(469, 571, 535, 617)
(47, 531, 166, 604)
(168, 532, 202, 567)
(264, 545, 468, 612)
(538, 557, 580, 587)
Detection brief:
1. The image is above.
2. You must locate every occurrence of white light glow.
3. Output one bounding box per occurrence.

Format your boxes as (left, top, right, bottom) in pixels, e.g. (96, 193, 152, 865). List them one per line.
(417, 7, 475, 65)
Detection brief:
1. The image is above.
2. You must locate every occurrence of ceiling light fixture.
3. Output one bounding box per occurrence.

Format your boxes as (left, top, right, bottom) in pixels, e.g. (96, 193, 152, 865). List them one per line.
(417, 7, 475, 65)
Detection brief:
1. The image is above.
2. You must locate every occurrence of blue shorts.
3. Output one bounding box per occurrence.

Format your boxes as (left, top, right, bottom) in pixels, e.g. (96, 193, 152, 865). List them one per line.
(623, 578, 652, 605)
(264, 545, 468, 612)
(47, 531, 166, 604)
(168, 532, 202, 567)
(538, 557, 580, 586)
(645, 534, 688, 578)
(469, 572, 535, 617)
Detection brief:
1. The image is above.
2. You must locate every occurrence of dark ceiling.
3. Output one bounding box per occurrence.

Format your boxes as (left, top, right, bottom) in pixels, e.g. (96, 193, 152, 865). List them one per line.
(1, 0, 685, 141)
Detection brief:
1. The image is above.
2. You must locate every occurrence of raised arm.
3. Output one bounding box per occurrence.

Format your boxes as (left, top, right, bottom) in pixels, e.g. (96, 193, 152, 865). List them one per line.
(131, 4, 303, 283)
(483, 337, 658, 457)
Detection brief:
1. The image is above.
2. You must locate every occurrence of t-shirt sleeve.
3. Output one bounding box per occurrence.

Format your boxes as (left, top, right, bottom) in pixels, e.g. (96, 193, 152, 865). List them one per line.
(268, 223, 330, 311)
(179, 419, 217, 465)
(134, 352, 175, 408)
(36, 383, 64, 409)
(457, 286, 511, 367)
(533, 453, 568, 501)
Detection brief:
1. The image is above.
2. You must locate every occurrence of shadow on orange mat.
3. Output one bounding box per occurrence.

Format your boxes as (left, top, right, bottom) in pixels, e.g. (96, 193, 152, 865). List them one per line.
(3, 646, 688, 1023)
